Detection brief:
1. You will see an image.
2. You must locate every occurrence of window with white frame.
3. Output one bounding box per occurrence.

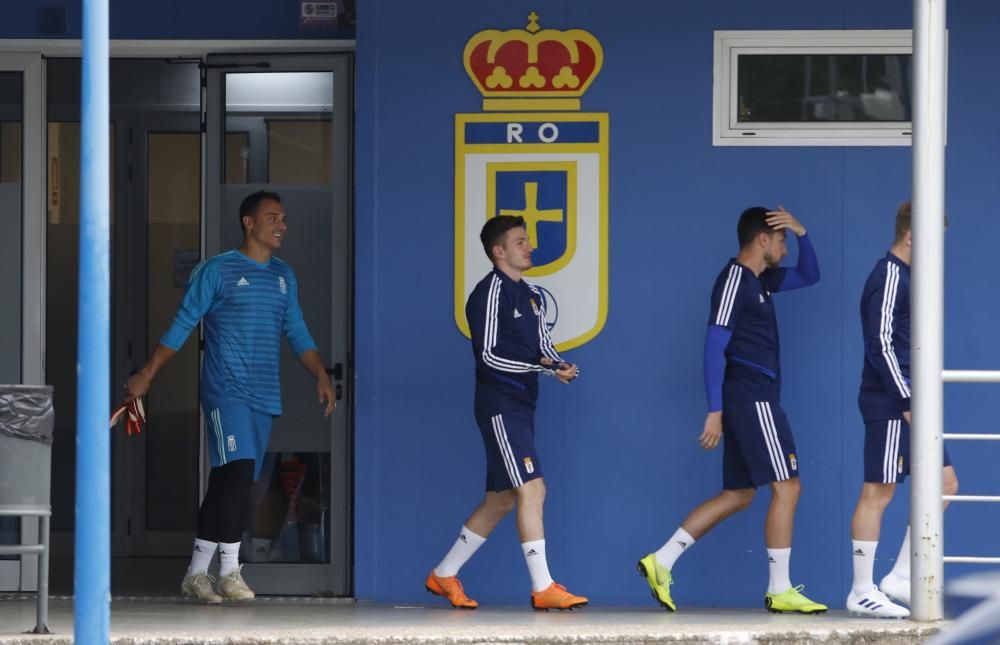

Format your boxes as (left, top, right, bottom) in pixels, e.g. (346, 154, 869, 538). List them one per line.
(712, 30, 939, 146)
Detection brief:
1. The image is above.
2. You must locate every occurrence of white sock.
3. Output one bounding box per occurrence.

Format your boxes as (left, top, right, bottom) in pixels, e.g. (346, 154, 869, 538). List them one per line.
(521, 539, 554, 592)
(889, 526, 911, 579)
(851, 540, 878, 593)
(654, 527, 695, 570)
(434, 526, 487, 577)
(187, 538, 217, 576)
(767, 548, 792, 594)
(219, 541, 241, 577)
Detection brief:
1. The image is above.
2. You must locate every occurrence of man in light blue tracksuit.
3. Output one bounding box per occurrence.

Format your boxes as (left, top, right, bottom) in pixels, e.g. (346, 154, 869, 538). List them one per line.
(126, 190, 335, 603)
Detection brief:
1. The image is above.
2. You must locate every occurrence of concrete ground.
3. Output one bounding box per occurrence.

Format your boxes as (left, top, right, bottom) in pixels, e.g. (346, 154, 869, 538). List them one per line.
(0, 595, 943, 644)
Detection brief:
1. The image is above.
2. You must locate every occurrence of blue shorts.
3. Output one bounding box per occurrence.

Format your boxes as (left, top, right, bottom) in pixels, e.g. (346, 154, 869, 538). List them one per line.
(474, 388, 542, 492)
(863, 418, 953, 484)
(204, 400, 273, 480)
(722, 399, 799, 490)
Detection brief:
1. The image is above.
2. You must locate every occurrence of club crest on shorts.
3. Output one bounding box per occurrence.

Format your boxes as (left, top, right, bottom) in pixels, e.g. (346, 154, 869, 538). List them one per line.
(227, 434, 237, 452)
(523, 457, 535, 474)
(789, 453, 798, 471)
(455, 12, 609, 351)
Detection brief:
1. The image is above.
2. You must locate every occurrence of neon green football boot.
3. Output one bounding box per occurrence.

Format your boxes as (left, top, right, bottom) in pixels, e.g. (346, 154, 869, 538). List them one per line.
(764, 584, 828, 614)
(636, 553, 676, 611)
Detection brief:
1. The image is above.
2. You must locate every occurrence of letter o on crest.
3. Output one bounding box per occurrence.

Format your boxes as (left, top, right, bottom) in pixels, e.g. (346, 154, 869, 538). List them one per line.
(538, 122, 559, 143)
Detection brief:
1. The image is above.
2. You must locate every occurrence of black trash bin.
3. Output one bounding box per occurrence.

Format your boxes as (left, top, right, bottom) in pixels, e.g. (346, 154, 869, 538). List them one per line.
(0, 385, 54, 634)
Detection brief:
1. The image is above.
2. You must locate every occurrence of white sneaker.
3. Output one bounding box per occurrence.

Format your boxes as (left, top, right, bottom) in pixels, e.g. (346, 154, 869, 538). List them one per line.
(880, 571, 911, 606)
(181, 571, 223, 604)
(218, 565, 256, 601)
(847, 587, 910, 618)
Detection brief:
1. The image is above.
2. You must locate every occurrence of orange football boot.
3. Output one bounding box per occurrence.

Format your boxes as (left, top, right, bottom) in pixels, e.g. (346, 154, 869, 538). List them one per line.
(530, 582, 589, 610)
(425, 572, 478, 609)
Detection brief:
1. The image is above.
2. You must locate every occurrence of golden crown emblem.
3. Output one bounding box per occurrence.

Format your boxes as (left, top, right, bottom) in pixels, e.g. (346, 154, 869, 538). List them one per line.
(463, 12, 604, 112)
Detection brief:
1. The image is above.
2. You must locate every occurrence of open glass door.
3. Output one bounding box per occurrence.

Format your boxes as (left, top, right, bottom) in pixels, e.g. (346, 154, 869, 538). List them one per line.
(204, 53, 353, 596)
(45, 61, 203, 594)
(0, 53, 45, 592)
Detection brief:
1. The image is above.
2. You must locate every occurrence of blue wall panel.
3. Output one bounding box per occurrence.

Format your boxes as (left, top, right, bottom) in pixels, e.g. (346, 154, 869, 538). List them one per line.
(356, 0, 1000, 608)
(5, 0, 997, 610)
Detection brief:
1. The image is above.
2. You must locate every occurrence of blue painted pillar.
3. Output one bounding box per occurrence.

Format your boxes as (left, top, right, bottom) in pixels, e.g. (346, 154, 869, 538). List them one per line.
(74, 0, 110, 642)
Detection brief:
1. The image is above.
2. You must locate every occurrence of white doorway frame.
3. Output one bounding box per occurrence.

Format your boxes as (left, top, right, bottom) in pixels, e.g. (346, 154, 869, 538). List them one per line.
(0, 38, 354, 594)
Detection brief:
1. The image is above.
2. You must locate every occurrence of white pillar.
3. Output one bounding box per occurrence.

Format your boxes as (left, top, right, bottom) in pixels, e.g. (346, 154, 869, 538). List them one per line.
(910, 0, 947, 623)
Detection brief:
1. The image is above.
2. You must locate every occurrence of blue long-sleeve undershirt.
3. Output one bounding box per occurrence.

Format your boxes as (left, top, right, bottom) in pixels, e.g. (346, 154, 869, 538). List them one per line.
(704, 325, 732, 412)
(764, 233, 820, 292)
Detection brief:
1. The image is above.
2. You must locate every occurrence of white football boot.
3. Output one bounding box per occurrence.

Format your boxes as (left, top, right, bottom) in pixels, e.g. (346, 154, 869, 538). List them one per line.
(847, 587, 910, 618)
(879, 570, 910, 606)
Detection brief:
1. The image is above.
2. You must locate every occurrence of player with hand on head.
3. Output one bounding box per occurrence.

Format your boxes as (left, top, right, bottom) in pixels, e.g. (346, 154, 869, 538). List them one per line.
(637, 206, 827, 614)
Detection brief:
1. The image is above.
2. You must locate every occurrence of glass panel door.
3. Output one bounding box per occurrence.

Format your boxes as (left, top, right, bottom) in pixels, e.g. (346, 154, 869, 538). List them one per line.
(127, 119, 203, 557)
(144, 131, 202, 544)
(206, 54, 353, 596)
(0, 68, 24, 592)
(45, 60, 202, 576)
(0, 71, 23, 396)
(0, 53, 44, 593)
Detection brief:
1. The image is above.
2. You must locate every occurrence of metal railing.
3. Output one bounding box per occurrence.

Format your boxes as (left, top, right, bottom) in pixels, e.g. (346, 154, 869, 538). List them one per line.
(0, 508, 50, 633)
(939, 369, 1000, 566)
(942, 371, 1000, 383)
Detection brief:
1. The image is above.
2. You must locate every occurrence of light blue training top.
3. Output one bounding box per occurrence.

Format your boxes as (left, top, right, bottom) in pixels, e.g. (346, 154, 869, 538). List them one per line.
(160, 250, 317, 416)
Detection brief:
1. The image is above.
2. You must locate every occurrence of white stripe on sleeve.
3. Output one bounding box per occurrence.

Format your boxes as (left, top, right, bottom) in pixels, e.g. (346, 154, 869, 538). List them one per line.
(482, 276, 544, 373)
(715, 265, 743, 327)
(528, 284, 563, 363)
(879, 264, 911, 398)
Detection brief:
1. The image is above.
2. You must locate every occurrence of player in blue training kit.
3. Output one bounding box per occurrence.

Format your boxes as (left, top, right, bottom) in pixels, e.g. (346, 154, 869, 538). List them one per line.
(425, 215, 588, 611)
(846, 201, 959, 618)
(637, 206, 827, 614)
(125, 191, 335, 603)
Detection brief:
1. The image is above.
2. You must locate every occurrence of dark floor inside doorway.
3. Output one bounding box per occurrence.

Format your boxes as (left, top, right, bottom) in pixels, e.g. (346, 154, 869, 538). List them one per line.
(49, 556, 193, 596)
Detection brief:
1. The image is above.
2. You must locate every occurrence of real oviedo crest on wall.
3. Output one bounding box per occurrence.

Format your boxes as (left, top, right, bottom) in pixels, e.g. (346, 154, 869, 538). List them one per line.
(455, 12, 608, 351)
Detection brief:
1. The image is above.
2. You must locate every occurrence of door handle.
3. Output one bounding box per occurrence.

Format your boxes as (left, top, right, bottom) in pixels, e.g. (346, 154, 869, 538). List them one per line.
(325, 363, 343, 380)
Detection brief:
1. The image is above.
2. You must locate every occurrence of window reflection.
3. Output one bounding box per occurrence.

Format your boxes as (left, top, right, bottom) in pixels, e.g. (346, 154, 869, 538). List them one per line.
(738, 54, 911, 122)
